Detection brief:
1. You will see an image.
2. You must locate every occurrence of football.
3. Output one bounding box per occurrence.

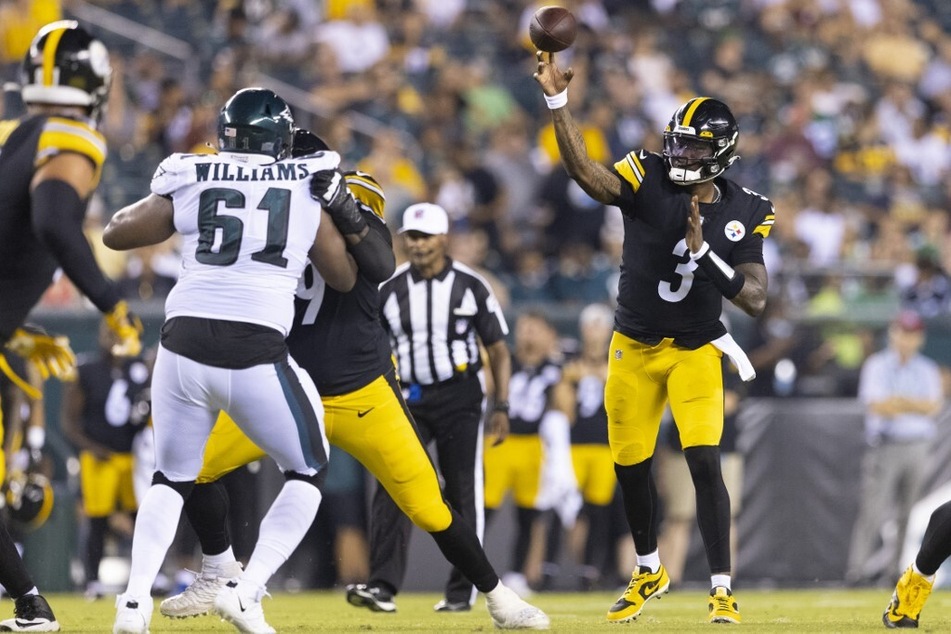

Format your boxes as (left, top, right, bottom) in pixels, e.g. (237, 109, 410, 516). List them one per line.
(529, 6, 578, 53)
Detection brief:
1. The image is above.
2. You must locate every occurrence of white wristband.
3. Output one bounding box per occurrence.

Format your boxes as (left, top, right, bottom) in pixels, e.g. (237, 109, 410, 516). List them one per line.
(689, 241, 710, 260)
(544, 88, 568, 110)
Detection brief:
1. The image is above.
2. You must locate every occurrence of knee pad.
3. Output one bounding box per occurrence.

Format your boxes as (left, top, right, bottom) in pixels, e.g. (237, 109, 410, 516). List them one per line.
(408, 498, 453, 533)
(152, 471, 195, 498)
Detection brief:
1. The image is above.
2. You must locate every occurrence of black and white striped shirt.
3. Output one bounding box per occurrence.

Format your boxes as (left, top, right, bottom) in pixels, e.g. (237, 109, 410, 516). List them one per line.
(379, 258, 508, 386)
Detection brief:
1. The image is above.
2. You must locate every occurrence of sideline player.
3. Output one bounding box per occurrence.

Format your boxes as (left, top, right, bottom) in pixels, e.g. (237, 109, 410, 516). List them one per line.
(535, 50, 772, 624)
(0, 21, 142, 631)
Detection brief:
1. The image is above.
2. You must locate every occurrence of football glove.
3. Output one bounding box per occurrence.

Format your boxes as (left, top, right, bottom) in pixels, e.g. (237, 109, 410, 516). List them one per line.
(4, 325, 76, 382)
(291, 128, 330, 158)
(104, 300, 143, 357)
(310, 168, 368, 236)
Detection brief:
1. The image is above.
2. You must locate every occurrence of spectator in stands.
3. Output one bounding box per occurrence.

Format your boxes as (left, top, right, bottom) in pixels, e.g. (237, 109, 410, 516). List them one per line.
(898, 244, 951, 318)
(846, 310, 944, 587)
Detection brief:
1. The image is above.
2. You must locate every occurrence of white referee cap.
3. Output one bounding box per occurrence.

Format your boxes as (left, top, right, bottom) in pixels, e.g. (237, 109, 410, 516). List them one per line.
(399, 203, 449, 235)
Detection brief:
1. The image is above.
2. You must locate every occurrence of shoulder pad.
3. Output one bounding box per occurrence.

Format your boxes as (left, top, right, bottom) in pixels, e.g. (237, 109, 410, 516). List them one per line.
(613, 149, 649, 193)
(36, 116, 106, 171)
(345, 171, 385, 219)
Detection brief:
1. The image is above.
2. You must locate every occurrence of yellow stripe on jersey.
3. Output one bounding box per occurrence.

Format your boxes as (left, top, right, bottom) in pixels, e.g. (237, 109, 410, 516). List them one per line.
(42, 26, 69, 87)
(345, 171, 386, 219)
(681, 97, 709, 128)
(613, 150, 646, 193)
(753, 213, 775, 238)
(0, 120, 18, 146)
(36, 117, 107, 184)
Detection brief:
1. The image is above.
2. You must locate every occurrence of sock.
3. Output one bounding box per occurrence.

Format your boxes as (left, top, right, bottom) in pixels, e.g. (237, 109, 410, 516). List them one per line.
(614, 460, 659, 555)
(429, 509, 499, 593)
(636, 550, 660, 573)
(242, 480, 321, 589)
(684, 446, 732, 573)
(184, 480, 232, 556)
(0, 520, 34, 598)
(711, 574, 731, 590)
(915, 500, 951, 577)
(126, 484, 185, 597)
(203, 547, 237, 572)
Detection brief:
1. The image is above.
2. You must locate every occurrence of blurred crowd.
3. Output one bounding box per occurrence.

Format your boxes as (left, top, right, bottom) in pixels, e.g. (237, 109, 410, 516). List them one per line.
(3, 0, 951, 381)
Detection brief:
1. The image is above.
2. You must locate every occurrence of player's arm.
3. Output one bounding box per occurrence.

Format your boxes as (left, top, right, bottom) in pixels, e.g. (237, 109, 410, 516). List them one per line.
(102, 193, 176, 250)
(310, 209, 358, 292)
(485, 339, 512, 446)
(534, 51, 622, 204)
(30, 153, 121, 313)
(311, 168, 396, 283)
(685, 195, 767, 316)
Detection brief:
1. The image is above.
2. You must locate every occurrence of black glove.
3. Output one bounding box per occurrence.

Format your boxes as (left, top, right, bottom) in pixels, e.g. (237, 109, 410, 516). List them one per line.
(310, 168, 367, 236)
(292, 128, 330, 158)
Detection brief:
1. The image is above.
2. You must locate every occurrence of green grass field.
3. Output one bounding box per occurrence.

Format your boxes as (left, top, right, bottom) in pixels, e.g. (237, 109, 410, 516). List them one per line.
(32, 588, 951, 632)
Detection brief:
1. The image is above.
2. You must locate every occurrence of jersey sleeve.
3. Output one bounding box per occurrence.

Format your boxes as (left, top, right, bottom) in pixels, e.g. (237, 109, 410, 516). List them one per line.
(610, 149, 657, 216)
(731, 198, 775, 266)
(150, 154, 190, 197)
(473, 280, 509, 345)
(346, 170, 386, 219)
(35, 117, 107, 187)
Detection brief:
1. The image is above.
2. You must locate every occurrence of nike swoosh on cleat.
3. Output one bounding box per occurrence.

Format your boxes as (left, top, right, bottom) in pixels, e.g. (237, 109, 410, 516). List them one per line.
(237, 596, 247, 613)
(638, 579, 659, 600)
(357, 408, 374, 418)
(15, 619, 47, 626)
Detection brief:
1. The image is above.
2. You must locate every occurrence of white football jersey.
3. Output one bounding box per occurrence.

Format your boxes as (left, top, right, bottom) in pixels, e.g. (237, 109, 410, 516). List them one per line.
(153, 150, 340, 335)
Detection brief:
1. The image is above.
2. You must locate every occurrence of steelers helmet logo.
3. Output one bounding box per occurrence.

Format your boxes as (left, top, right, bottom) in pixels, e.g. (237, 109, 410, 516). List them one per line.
(724, 220, 745, 242)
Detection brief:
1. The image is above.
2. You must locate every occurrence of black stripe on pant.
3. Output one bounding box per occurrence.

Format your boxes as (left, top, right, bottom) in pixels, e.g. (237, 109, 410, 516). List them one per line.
(368, 374, 484, 603)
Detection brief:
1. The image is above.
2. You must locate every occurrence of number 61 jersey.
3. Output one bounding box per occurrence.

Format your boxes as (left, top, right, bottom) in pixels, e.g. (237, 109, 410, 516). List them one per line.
(151, 150, 341, 336)
(610, 150, 775, 349)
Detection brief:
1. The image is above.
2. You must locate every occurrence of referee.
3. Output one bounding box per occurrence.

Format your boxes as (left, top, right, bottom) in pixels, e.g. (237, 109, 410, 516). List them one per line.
(359, 202, 511, 612)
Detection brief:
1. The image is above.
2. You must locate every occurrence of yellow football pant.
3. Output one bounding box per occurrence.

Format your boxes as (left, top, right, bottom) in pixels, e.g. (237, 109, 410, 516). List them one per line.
(605, 332, 724, 465)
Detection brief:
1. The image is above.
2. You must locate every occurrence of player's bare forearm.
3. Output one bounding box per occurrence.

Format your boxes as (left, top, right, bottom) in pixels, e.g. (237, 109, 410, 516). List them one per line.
(731, 262, 768, 316)
(551, 107, 621, 204)
(486, 339, 511, 403)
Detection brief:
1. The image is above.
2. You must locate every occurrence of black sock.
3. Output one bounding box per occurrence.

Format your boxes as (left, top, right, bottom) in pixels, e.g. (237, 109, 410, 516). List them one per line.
(684, 445, 731, 574)
(429, 509, 499, 593)
(0, 520, 33, 598)
(513, 507, 540, 573)
(614, 459, 658, 555)
(916, 500, 951, 576)
(183, 480, 232, 556)
(85, 517, 109, 583)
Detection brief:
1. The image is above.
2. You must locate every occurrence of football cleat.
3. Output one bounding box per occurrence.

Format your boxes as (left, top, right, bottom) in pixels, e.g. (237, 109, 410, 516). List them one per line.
(345, 584, 396, 613)
(434, 598, 471, 612)
(0, 594, 60, 632)
(606, 565, 670, 623)
(884, 566, 933, 629)
(484, 583, 550, 630)
(708, 586, 741, 624)
(214, 580, 275, 634)
(112, 594, 151, 634)
(160, 561, 243, 618)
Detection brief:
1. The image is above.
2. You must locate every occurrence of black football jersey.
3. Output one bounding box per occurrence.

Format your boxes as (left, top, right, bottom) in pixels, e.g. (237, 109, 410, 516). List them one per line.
(0, 114, 106, 340)
(570, 372, 609, 445)
(508, 358, 562, 436)
(610, 150, 774, 348)
(76, 354, 151, 453)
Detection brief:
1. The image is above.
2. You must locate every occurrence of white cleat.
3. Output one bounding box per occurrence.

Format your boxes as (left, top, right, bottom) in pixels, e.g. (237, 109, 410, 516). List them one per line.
(485, 582, 550, 630)
(160, 561, 244, 618)
(214, 580, 276, 634)
(113, 594, 152, 634)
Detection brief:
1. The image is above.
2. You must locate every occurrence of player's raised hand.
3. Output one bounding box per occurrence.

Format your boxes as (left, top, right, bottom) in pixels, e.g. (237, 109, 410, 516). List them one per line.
(533, 50, 574, 96)
(686, 195, 704, 254)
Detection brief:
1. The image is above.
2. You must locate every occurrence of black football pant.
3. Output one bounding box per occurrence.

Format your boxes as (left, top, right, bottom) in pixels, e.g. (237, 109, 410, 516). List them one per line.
(368, 374, 485, 604)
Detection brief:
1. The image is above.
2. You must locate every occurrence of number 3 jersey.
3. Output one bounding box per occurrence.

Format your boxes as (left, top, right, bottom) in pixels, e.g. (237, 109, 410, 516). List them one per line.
(610, 150, 775, 348)
(152, 150, 341, 336)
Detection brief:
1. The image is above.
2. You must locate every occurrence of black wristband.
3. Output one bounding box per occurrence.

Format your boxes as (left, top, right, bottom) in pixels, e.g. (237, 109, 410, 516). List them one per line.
(691, 242, 745, 299)
(493, 401, 509, 413)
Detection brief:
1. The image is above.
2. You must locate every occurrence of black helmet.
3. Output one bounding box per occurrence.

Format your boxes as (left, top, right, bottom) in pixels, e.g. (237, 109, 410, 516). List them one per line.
(5, 471, 54, 532)
(663, 97, 739, 185)
(218, 88, 295, 160)
(20, 21, 112, 123)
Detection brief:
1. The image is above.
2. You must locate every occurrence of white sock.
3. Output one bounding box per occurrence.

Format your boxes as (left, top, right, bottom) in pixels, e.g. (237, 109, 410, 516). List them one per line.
(636, 550, 661, 573)
(126, 485, 184, 597)
(912, 563, 935, 581)
(711, 574, 731, 590)
(242, 480, 321, 589)
(203, 547, 236, 571)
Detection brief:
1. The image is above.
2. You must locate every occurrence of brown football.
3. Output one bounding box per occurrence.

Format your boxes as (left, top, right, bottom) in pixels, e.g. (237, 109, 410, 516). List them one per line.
(529, 6, 578, 53)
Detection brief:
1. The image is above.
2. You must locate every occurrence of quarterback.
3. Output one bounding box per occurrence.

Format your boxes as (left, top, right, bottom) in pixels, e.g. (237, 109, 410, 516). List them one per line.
(535, 51, 773, 624)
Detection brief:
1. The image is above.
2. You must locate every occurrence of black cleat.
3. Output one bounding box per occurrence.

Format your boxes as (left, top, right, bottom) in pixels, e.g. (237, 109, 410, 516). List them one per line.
(434, 599, 471, 612)
(0, 594, 60, 632)
(345, 583, 396, 613)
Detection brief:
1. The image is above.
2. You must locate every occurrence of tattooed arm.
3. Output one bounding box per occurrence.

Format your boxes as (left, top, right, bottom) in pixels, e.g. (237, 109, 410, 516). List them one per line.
(534, 51, 622, 205)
